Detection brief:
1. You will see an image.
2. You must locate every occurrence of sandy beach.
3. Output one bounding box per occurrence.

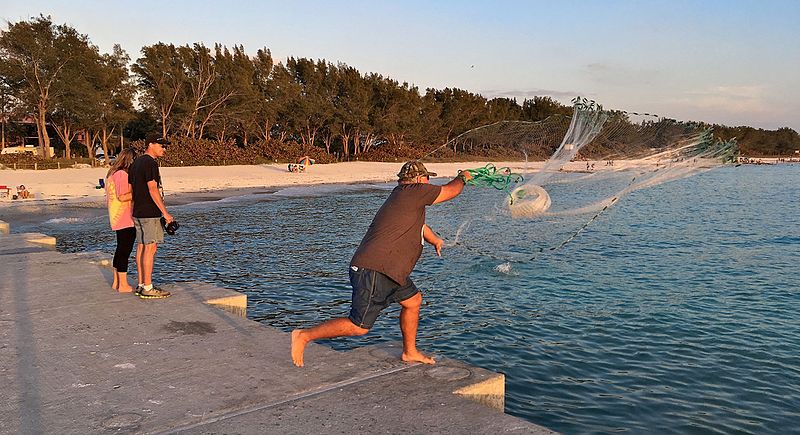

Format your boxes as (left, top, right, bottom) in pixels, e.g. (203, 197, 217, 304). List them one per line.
(0, 159, 679, 205)
(0, 161, 538, 204)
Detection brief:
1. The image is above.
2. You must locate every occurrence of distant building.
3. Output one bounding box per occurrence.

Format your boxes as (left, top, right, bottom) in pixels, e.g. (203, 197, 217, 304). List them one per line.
(1, 114, 61, 157)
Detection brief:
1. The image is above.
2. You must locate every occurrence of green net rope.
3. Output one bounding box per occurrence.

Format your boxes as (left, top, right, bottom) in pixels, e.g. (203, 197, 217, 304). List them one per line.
(464, 164, 524, 200)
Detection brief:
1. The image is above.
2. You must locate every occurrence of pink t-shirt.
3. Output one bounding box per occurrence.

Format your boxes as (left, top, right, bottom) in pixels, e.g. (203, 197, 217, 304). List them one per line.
(106, 170, 134, 230)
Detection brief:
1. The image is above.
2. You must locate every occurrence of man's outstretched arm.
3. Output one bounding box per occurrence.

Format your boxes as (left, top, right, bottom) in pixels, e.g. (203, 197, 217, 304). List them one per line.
(433, 170, 473, 204)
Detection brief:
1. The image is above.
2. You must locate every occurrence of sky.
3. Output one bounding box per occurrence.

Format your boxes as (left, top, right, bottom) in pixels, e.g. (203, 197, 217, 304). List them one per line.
(3, 0, 799, 132)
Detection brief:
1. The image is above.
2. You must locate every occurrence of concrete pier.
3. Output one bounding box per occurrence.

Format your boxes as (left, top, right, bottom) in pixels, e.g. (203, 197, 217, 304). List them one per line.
(0, 224, 552, 434)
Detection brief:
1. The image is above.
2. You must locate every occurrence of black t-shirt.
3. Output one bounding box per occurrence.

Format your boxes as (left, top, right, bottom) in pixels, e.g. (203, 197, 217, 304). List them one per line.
(128, 154, 162, 218)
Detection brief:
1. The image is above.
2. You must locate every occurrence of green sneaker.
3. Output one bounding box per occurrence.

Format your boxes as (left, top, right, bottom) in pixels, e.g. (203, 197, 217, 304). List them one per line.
(136, 286, 171, 299)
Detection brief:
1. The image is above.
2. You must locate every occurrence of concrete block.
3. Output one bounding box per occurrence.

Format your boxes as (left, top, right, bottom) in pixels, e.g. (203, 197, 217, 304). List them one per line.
(454, 372, 506, 412)
(166, 281, 248, 317)
(0, 232, 56, 255)
(25, 234, 56, 247)
(354, 342, 507, 412)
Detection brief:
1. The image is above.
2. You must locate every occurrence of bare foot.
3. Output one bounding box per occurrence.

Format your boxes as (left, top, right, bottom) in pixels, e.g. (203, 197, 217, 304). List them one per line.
(291, 329, 307, 367)
(402, 350, 436, 364)
(117, 285, 135, 293)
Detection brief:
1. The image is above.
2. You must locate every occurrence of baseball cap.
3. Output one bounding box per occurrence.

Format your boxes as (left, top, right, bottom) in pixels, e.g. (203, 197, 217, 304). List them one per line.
(144, 133, 171, 147)
(397, 161, 437, 180)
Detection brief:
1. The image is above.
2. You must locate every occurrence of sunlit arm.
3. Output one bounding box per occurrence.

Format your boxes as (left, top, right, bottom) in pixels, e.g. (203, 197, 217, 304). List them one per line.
(423, 224, 444, 257)
(147, 180, 173, 222)
(433, 170, 473, 204)
(119, 183, 132, 202)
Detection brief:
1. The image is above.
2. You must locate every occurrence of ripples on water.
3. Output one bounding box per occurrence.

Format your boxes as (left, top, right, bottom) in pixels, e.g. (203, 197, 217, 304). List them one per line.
(33, 166, 800, 433)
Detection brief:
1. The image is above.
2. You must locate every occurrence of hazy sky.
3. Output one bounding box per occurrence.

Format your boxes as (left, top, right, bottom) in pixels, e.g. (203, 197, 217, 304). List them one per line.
(3, 0, 799, 131)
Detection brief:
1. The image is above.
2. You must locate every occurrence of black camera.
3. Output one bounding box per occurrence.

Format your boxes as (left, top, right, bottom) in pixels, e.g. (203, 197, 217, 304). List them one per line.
(160, 217, 180, 235)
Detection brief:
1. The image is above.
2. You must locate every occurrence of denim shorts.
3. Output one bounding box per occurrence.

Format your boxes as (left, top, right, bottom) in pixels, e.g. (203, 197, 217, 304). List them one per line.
(134, 217, 164, 245)
(348, 266, 419, 329)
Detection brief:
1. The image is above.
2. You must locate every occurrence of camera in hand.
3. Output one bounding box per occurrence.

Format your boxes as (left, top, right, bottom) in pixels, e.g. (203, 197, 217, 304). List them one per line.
(160, 217, 180, 235)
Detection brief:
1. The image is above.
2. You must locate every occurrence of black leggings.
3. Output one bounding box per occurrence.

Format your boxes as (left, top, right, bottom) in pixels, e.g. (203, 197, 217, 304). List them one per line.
(113, 227, 136, 272)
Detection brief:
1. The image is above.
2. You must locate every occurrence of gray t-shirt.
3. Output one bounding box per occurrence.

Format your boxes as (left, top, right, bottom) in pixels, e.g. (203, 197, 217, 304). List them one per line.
(351, 183, 442, 285)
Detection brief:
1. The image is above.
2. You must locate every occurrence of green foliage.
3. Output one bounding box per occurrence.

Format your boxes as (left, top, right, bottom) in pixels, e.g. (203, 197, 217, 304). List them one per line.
(2, 16, 797, 165)
(0, 15, 98, 157)
(712, 124, 799, 157)
(0, 16, 139, 159)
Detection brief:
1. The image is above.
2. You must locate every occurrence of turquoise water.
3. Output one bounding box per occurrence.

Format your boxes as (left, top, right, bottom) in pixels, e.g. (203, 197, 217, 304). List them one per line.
(31, 165, 800, 433)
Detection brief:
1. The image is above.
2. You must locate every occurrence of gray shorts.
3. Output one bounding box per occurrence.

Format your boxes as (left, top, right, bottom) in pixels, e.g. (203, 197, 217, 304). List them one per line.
(134, 217, 164, 245)
(348, 266, 419, 329)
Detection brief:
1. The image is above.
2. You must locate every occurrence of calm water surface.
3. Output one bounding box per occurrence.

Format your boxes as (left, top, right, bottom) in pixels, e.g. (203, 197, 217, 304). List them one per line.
(26, 165, 800, 433)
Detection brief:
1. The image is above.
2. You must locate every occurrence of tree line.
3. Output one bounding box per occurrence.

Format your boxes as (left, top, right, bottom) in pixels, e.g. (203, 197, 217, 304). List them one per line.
(0, 15, 797, 165)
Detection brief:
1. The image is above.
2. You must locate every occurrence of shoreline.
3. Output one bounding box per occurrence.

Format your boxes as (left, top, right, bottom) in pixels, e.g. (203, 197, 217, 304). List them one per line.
(0, 161, 538, 206)
(0, 158, 793, 226)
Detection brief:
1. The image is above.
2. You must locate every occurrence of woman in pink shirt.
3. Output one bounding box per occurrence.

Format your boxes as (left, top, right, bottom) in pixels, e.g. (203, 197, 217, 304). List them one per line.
(106, 148, 138, 292)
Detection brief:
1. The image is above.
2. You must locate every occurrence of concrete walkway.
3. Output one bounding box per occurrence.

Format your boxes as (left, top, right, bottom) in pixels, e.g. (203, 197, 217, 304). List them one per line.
(0, 228, 552, 434)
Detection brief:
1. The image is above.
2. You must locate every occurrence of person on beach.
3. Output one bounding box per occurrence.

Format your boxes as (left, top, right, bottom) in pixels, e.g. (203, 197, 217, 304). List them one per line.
(105, 148, 138, 292)
(291, 161, 473, 367)
(129, 134, 174, 299)
(16, 185, 30, 199)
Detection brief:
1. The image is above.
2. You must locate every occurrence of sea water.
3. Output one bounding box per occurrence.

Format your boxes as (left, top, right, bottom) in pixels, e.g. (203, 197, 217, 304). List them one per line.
(29, 165, 800, 433)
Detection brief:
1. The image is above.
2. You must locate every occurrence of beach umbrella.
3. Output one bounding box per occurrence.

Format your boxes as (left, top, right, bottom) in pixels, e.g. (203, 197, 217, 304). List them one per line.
(296, 156, 315, 166)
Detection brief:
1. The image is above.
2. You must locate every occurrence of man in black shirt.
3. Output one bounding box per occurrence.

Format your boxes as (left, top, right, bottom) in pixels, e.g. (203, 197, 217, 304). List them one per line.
(291, 161, 473, 367)
(129, 133, 174, 299)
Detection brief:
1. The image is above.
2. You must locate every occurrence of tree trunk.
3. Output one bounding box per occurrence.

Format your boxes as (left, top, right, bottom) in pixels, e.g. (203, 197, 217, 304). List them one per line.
(362, 132, 376, 153)
(218, 124, 226, 145)
(340, 123, 351, 158)
(261, 120, 271, 142)
(161, 108, 169, 138)
(322, 131, 334, 154)
(184, 117, 195, 138)
(353, 128, 360, 156)
(303, 122, 319, 149)
(101, 127, 112, 166)
(198, 92, 234, 140)
(89, 131, 99, 161)
(37, 104, 51, 158)
(159, 84, 181, 139)
(340, 133, 350, 158)
(63, 128, 72, 160)
(53, 120, 75, 160)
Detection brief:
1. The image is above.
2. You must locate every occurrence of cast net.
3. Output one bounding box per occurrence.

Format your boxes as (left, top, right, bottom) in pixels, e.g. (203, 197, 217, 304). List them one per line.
(427, 97, 739, 258)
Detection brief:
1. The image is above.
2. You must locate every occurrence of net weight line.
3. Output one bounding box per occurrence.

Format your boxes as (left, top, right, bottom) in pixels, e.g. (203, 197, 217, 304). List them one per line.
(529, 176, 636, 261)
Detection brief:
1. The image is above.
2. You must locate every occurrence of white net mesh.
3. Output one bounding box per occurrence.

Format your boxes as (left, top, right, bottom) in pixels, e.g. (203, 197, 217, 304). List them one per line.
(439, 98, 738, 219)
(432, 97, 739, 257)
